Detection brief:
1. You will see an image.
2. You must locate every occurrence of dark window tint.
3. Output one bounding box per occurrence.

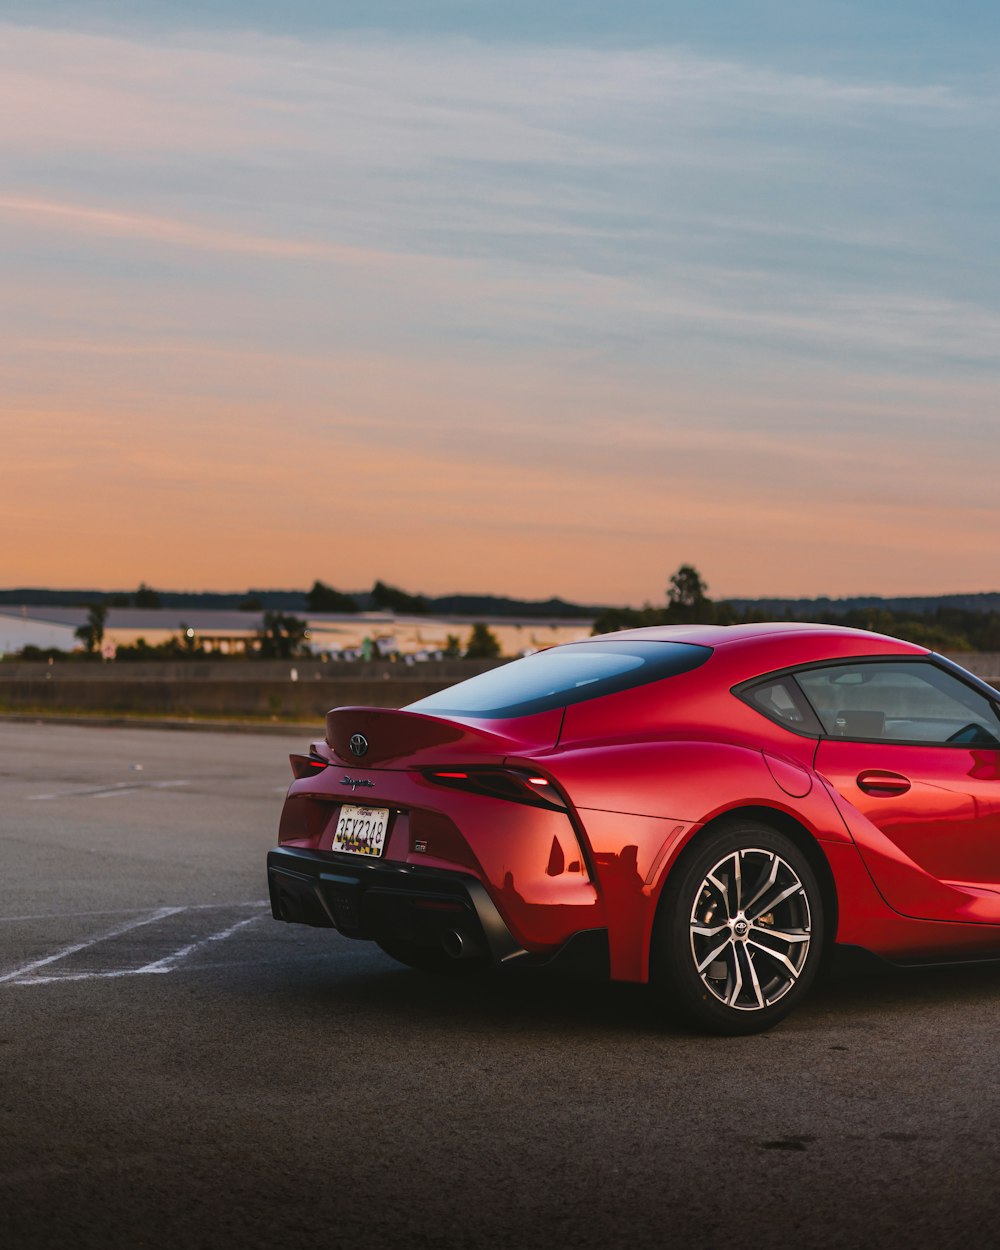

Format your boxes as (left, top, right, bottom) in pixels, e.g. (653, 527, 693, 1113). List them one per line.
(406, 641, 711, 719)
(795, 661, 1000, 746)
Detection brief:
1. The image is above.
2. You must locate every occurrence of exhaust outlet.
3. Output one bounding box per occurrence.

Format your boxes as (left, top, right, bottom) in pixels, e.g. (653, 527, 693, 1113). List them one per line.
(442, 929, 480, 960)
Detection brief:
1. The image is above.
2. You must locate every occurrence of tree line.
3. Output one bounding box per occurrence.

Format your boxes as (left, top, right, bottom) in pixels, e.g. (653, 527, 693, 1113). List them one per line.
(0, 579, 602, 617)
(592, 565, 1000, 652)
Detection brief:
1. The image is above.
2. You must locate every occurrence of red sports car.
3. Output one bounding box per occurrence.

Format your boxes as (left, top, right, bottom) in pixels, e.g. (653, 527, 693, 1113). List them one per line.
(267, 623, 1000, 1033)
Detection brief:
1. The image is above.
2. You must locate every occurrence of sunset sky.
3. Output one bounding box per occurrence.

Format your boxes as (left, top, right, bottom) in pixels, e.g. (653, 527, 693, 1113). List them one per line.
(2, 2, 998, 605)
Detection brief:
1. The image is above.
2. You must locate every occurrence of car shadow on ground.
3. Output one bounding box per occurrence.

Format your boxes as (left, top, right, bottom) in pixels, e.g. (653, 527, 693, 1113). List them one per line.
(260, 950, 677, 1038)
(220, 931, 1000, 1040)
(811, 954, 1000, 1017)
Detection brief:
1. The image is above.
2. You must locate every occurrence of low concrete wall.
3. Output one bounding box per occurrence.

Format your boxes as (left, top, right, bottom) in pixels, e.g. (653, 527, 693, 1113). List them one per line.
(0, 658, 501, 682)
(0, 658, 502, 720)
(0, 680, 460, 720)
(0, 677, 457, 720)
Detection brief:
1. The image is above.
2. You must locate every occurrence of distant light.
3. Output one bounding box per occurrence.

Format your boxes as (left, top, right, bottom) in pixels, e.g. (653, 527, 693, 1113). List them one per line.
(185, 628, 195, 638)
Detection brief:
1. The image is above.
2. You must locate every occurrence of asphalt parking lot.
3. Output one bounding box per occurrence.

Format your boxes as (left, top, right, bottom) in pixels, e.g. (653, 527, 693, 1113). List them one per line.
(4, 720, 1000, 1249)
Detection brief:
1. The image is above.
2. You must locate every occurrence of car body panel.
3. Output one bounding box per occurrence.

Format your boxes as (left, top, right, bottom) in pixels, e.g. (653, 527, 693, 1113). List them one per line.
(822, 839, 1000, 962)
(279, 762, 602, 950)
(814, 743, 1000, 923)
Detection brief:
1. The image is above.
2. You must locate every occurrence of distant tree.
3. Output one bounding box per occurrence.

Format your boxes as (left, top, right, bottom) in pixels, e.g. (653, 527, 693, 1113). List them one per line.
(240, 595, 264, 612)
(443, 634, 463, 659)
(105, 592, 130, 607)
(593, 564, 735, 634)
(665, 564, 721, 624)
(464, 622, 501, 659)
(371, 580, 429, 615)
(257, 612, 309, 659)
(667, 565, 708, 610)
(113, 635, 215, 661)
(18, 645, 69, 661)
(134, 582, 162, 609)
(306, 580, 359, 613)
(113, 637, 155, 661)
(591, 605, 655, 635)
(74, 604, 107, 654)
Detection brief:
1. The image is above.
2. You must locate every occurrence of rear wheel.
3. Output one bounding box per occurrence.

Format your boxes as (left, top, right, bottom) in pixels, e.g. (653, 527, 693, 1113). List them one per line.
(653, 821, 824, 1035)
(376, 937, 488, 975)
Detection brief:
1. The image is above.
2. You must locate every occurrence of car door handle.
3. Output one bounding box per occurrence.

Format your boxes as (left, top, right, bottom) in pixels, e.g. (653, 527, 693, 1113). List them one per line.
(857, 770, 911, 796)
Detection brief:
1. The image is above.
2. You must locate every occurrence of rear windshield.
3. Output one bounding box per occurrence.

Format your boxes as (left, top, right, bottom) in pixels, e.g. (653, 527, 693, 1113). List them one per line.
(406, 640, 712, 719)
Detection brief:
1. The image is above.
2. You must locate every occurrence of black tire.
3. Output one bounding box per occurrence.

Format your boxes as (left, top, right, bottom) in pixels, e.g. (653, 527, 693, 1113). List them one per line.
(652, 821, 825, 1035)
(376, 937, 488, 976)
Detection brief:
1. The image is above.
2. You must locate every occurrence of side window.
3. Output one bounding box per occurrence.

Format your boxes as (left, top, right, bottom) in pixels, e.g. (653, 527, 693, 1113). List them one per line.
(738, 676, 824, 735)
(794, 661, 1000, 746)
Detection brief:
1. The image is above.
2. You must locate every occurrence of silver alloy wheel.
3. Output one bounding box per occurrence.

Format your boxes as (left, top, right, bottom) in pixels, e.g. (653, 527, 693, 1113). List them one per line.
(689, 846, 812, 1012)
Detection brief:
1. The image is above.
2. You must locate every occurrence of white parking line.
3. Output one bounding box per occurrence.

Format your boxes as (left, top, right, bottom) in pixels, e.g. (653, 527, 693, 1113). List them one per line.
(27, 780, 192, 801)
(0, 901, 269, 924)
(15, 968, 171, 985)
(1, 907, 269, 986)
(137, 915, 264, 973)
(0, 906, 185, 984)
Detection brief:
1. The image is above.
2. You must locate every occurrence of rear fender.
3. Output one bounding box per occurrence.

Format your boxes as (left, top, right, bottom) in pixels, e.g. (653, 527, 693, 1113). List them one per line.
(548, 740, 850, 841)
(546, 740, 851, 982)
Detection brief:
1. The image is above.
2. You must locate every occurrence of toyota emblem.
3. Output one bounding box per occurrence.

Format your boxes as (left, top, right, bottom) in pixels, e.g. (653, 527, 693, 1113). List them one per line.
(349, 733, 369, 758)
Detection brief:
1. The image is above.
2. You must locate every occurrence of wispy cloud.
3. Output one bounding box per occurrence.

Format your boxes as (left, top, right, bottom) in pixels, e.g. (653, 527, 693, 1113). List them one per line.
(0, 196, 353, 259)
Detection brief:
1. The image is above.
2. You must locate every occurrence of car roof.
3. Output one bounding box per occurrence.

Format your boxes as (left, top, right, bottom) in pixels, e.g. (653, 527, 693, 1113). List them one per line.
(588, 621, 918, 647)
(581, 621, 927, 671)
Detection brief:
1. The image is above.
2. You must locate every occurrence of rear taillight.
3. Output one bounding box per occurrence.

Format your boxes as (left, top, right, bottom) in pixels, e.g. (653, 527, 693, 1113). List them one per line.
(421, 767, 569, 812)
(289, 752, 329, 779)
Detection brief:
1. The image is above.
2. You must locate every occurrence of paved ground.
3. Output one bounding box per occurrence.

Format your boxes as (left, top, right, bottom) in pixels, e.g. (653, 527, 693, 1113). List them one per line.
(3, 721, 1000, 1249)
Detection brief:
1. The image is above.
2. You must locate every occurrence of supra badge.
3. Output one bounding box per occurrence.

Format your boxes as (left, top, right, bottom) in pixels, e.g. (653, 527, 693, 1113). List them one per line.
(341, 775, 375, 790)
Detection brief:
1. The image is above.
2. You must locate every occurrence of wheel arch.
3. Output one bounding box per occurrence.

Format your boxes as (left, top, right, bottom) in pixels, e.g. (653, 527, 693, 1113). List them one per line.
(655, 805, 839, 962)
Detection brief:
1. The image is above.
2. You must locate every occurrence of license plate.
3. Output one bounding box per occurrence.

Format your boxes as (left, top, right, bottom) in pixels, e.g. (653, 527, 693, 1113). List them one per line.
(332, 805, 390, 857)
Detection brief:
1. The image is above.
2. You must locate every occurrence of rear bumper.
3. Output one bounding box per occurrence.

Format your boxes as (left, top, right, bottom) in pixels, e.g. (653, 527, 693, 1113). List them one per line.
(267, 846, 528, 964)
